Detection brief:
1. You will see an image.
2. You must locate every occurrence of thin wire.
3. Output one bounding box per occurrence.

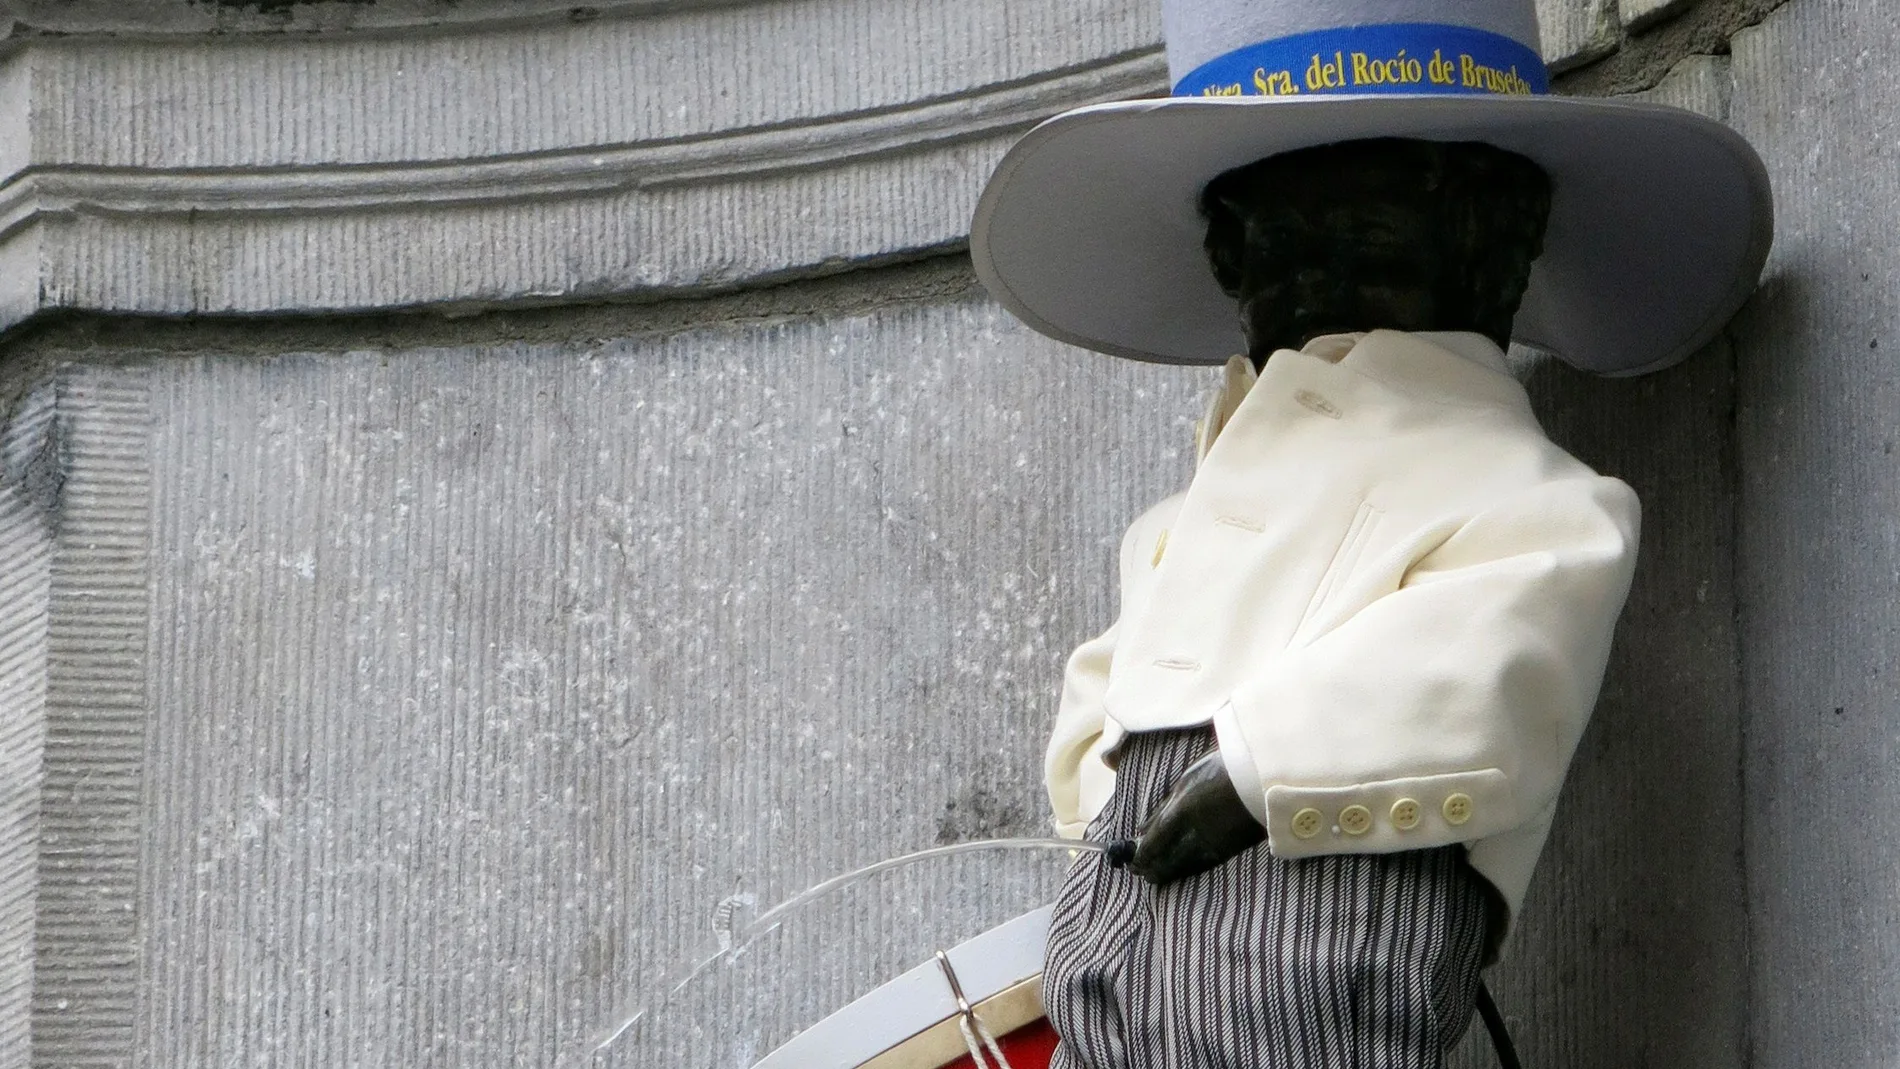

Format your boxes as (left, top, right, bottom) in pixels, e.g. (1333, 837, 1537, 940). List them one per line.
(1476, 980, 1522, 1069)
(581, 837, 1103, 1057)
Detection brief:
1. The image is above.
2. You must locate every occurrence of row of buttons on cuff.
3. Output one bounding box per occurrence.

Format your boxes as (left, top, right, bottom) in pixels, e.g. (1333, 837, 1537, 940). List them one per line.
(1289, 793, 1474, 840)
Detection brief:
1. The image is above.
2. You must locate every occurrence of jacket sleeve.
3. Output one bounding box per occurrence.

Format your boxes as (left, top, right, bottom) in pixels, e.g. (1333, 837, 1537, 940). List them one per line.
(1221, 474, 1641, 860)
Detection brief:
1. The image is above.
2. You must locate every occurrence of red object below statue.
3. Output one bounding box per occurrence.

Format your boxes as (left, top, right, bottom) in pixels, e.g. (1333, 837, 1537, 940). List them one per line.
(749, 906, 1056, 1069)
(938, 1019, 1058, 1069)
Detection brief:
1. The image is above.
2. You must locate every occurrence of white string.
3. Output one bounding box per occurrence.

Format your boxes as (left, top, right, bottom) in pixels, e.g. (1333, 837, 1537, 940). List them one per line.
(956, 1010, 1015, 1069)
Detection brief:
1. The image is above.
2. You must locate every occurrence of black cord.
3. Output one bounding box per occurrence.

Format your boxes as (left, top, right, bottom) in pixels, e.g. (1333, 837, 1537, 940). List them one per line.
(1475, 980, 1522, 1069)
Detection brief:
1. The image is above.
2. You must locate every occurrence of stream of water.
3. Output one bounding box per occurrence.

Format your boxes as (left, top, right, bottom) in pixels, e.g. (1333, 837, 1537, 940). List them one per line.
(571, 836, 1104, 1065)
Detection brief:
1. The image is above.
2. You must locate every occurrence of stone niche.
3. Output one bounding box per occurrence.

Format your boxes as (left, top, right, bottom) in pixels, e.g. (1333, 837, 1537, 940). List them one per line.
(4, 0, 1891, 1066)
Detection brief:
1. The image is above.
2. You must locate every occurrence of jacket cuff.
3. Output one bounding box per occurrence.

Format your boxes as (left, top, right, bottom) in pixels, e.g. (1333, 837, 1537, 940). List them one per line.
(1260, 768, 1520, 858)
(1212, 701, 1269, 827)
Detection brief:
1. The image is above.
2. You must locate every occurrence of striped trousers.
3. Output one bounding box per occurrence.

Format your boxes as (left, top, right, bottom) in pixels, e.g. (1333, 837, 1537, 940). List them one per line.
(1044, 727, 1491, 1069)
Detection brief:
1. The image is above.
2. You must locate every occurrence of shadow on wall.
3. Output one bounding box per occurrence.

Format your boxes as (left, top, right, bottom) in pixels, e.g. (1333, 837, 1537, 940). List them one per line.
(1449, 341, 1745, 1067)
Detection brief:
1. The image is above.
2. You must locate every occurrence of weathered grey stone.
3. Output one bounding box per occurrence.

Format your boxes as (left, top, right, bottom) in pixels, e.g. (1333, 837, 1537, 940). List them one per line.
(30, 368, 151, 1069)
(0, 0, 1168, 331)
(1731, 2, 1900, 1065)
(0, 0, 1163, 41)
(1538, 0, 1623, 72)
(1618, 0, 1698, 31)
(0, 386, 53, 1069)
(1631, 52, 1732, 118)
(26, 7, 1162, 168)
(117, 293, 1198, 1064)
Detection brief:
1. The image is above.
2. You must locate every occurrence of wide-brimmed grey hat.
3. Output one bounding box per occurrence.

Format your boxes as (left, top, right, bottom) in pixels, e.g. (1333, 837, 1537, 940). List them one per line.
(970, 0, 1774, 376)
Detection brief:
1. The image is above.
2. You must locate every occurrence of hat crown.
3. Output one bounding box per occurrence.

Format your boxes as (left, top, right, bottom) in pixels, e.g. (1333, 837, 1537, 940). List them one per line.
(1162, 0, 1541, 87)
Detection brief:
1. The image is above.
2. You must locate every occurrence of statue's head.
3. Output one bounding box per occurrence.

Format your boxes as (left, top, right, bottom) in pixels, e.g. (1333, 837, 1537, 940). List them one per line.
(1200, 137, 1552, 366)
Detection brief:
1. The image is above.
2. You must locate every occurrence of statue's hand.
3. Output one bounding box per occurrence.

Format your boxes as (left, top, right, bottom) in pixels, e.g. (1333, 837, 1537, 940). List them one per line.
(1105, 749, 1267, 886)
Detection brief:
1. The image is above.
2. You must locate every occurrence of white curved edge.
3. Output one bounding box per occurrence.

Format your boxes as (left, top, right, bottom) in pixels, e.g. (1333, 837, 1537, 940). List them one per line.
(750, 904, 1053, 1069)
(970, 93, 1776, 378)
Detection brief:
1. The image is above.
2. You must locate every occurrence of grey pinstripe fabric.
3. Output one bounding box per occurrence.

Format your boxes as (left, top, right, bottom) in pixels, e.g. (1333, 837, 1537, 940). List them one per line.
(1045, 726, 1490, 1069)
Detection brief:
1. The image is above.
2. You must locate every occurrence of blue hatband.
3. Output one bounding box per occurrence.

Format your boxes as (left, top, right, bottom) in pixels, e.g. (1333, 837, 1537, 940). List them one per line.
(1173, 23, 1548, 98)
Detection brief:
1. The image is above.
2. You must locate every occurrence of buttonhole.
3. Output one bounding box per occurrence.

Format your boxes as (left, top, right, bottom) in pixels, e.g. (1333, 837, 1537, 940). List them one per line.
(1214, 516, 1264, 532)
(1295, 390, 1343, 419)
(1152, 658, 1201, 672)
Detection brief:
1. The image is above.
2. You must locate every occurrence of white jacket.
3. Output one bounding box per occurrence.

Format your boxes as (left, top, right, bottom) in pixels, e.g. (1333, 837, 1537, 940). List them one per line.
(1045, 330, 1640, 929)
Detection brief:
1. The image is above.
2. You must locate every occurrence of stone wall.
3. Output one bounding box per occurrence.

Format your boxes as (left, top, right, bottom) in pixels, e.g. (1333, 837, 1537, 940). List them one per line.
(0, 0, 1891, 1065)
(1732, 3, 1900, 1064)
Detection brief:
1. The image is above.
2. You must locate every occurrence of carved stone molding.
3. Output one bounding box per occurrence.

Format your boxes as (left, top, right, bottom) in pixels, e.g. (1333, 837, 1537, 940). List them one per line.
(0, 0, 1169, 330)
(0, 0, 1626, 332)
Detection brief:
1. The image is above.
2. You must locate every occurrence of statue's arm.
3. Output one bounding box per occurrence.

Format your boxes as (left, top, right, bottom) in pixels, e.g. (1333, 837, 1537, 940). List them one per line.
(1221, 475, 1641, 859)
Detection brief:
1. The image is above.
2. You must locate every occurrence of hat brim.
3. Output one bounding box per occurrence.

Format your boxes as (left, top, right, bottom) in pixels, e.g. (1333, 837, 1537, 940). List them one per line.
(970, 93, 1773, 376)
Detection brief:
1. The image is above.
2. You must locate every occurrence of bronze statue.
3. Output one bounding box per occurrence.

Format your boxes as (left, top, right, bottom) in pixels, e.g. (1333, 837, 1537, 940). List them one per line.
(1205, 138, 1553, 365)
(1114, 139, 1555, 907)
(969, 3, 1768, 1066)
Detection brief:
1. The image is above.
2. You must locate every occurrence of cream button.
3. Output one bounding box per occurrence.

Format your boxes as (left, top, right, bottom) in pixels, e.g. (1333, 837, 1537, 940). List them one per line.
(1390, 798, 1422, 830)
(1339, 804, 1372, 836)
(1442, 793, 1474, 826)
(1151, 529, 1169, 567)
(1291, 808, 1324, 840)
